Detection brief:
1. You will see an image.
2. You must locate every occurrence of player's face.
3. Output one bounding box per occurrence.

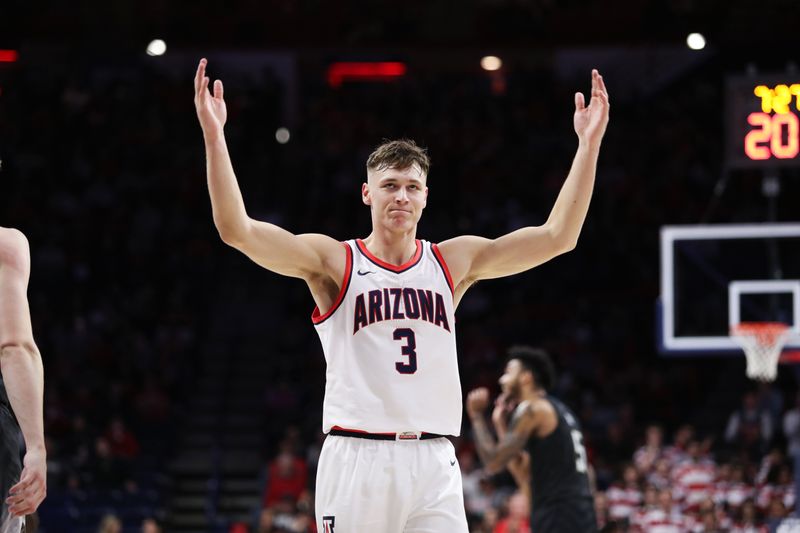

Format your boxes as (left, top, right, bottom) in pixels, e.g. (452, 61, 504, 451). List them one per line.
(363, 165, 428, 233)
(499, 359, 524, 399)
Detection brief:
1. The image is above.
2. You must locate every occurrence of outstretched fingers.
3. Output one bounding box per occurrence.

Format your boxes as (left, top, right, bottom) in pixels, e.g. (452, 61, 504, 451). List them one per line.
(214, 79, 224, 100)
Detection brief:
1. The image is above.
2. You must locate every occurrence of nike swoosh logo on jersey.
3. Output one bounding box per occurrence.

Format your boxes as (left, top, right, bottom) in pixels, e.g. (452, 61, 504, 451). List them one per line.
(450, 459, 456, 466)
(357, 269, 376, 276)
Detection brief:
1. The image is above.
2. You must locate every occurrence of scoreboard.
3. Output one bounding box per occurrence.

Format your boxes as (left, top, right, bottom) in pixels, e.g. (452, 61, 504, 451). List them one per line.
(726, 74, 800, 169)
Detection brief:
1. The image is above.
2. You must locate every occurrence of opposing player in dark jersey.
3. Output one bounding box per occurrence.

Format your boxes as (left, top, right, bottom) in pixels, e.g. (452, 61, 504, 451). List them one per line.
(0, 228, 46, 533)
(467, 346, 596, 533)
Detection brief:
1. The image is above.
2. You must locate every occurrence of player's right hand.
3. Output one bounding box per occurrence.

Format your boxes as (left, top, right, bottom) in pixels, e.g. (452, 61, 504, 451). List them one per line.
(6, 447, 46, 517)
(466, 387, 490, 418)
(194, 58, 227, 141)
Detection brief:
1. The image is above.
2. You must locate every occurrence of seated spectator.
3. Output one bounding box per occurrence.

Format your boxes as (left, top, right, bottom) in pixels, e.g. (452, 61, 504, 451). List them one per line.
(664, 424, 694, 468)
(634, 424, 664, 475)
(141, 518, 162, 533)
(730, 498, 764, 532)
(263, 449, 308, 508)
(493, 491, 530, 533)
(97, 513, 122, 533)
(673, 440, 716, 512)
(90, 436, 132, 489)
(606, 463, 643, 522)
(105, 416, 140, 459)
(594, 491, 610, 530)
(632, 488, 688, 532)
(725, 391, 773, 459)
(717, 463, 754, 511)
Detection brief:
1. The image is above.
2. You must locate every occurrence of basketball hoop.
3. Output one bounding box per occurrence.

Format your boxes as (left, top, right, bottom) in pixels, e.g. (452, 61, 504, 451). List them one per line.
(731, 322, 791, 382)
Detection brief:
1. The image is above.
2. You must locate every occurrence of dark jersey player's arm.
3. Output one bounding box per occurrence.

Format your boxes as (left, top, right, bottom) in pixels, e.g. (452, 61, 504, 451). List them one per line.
(470, 404, 538, 474)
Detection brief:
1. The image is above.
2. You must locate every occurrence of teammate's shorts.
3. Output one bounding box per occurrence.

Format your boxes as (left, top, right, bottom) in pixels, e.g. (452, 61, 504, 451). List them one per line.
(532, 497, 597, 533)
(315, 433, 468, 533)
(0, 404, 23, 533)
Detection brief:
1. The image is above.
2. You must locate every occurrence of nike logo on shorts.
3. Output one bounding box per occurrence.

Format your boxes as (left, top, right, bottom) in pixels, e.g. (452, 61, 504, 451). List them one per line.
(450, 459, 456, 466)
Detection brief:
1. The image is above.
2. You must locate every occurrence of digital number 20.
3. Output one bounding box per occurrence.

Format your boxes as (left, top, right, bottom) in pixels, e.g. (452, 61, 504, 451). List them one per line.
(393, 328, 417, 374)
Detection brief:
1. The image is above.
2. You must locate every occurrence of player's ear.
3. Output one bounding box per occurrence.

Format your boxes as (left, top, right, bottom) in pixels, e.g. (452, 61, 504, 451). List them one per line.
(362, 182, 371, 206)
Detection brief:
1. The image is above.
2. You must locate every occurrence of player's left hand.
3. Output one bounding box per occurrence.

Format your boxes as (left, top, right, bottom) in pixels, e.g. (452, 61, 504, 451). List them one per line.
(491, 393, 514, 430)
(466, 388, 491, 419)
(6, 447, 47, 517)
(573, 69, 610, 149)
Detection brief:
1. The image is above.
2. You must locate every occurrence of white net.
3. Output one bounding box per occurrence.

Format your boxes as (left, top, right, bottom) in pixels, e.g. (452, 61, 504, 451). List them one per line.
(731, 322, 791, 382)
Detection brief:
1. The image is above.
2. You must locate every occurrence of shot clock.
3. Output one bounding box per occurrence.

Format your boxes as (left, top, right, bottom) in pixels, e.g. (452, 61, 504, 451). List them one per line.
(726, 74, 800, 169)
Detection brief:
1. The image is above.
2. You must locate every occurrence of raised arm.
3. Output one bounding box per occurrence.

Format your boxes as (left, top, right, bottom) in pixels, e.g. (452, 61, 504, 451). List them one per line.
(0, 228, 46, 517)
(467, 388, 538, 474)
(438, 70, 610, 301)
(194, 59, 344, 285)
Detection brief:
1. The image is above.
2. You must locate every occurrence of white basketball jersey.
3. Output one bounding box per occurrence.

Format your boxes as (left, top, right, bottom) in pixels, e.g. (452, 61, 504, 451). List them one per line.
(312, 239, 462, 436)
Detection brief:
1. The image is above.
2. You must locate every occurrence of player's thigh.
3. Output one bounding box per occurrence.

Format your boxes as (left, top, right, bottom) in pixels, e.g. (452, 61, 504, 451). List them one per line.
(316, 436, 411, 533)
(405, 439, 468, 533)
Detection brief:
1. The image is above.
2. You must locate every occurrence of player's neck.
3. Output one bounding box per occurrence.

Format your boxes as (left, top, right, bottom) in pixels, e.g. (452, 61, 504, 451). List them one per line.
(361, 228, 418, 266)
(521, 389, 544, 403)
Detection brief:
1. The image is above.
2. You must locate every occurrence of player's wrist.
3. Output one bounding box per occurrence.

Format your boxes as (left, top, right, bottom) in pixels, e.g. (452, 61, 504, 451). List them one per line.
(24, 440, 46, 454)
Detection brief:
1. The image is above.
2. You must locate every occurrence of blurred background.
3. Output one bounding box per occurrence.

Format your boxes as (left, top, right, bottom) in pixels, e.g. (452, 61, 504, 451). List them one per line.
(2, 0, 800, 531)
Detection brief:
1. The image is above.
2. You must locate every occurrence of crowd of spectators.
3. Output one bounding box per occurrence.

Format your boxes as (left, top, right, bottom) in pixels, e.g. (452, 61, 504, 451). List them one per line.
(2, 39, 799, 532)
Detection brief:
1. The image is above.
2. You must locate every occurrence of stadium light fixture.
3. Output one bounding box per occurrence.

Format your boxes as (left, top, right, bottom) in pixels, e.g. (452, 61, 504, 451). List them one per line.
(146, 39, 167, 57)
(275, 127, 291, 144)
(480, 56, 502, 72)
(686, 33, 706, 50)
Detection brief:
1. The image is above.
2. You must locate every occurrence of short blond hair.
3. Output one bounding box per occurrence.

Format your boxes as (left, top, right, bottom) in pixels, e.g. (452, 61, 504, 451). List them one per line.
(366, 139, 430, 176)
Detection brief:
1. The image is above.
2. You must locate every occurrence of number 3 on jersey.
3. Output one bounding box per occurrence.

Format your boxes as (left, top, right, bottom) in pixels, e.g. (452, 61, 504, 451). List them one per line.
(393, 328, 417, 374)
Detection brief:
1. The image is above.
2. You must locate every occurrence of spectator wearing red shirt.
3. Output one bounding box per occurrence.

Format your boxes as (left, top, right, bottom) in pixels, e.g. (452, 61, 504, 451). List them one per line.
(493, 491, 530, 533)
(263, 451, 308, 507)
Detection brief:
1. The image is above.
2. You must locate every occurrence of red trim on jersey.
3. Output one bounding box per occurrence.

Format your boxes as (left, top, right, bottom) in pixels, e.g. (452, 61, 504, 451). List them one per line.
(330, 425, 396, 437)
(311, 243, 353, 325)
(355, 239, 422, 273)
(431, 243, 454, 294)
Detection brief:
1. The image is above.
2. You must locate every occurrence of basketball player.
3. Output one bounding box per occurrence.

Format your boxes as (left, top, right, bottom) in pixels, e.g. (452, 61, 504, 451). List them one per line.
(466, 347, 596, 533)
(0, 228, 47, 533)
(194, 58, 609, 532)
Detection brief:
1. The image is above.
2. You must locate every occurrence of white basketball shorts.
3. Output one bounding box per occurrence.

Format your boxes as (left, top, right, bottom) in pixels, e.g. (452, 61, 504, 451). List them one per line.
(315, 434, 468, 533)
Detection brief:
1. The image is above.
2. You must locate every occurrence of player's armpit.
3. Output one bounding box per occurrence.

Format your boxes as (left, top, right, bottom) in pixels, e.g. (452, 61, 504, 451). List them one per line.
(437, 226, 570, 288)
(229, 222, 346, 283)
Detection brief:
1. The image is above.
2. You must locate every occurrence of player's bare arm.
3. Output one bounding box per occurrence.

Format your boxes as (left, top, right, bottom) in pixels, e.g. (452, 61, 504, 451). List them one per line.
(0, 228, 46, 517)
(438, 70, 610, 302)
(490, 393, 531, 495)
(194, 59, 347, 309)
(467, 388, 538, 474)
